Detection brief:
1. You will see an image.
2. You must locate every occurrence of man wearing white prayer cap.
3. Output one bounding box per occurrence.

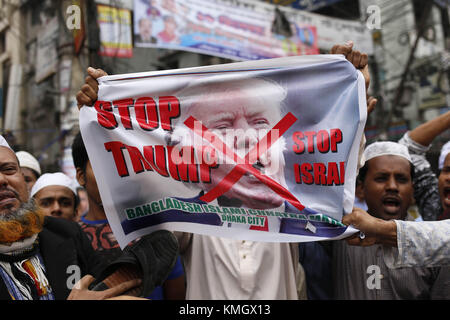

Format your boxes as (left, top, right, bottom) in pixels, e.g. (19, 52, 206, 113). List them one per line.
(333, 141, 450, 300)
(438, 141, 450, 171)
(31, 172, 79, 221)
(438, 141, 450, 219)
(0, 146, 141, 300)
(358, 141, 414, 221)
(0, 135, 10, 149)
(16, 151, 42, 191)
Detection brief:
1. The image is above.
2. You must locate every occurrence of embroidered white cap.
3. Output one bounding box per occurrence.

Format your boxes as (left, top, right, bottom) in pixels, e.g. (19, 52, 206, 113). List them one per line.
(16, 151, 42, 175)
(363, 141, 412, 164)
(0, 135, 11, 149)
(31, 172, 78, 197)
(439, 141, 450, 170)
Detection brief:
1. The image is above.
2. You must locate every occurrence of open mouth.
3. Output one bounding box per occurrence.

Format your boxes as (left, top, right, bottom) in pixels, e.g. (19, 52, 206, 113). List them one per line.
(242, 159, 265, 176)
(382, 196, 401, 214)
(252, 159, 265, 172)
(240, 159, 265, 182)
(444, 187, 450, 198)
(0, 190, 18, 207)
(443, 187, 450, 207)
(0, 190, 17, 201)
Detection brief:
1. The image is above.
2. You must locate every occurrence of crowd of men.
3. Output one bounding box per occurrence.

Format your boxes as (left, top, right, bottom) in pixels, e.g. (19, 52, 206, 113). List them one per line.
(0, 41, 449, 300)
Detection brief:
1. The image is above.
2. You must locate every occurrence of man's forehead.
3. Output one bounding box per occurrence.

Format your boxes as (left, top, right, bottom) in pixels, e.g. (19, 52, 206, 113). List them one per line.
(0, 146, 19, 164)
(445, 153, 450, 166)
(35, 185, 75, 198)
(368, 155, 411, 172)
(192, 98, 275, 117)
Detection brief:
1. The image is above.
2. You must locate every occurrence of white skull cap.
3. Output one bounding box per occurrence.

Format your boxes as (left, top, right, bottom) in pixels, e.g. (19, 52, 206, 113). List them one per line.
(31, 172, 78, 198)
(16, 151, 42, 175)
(439, 141, 450, 170)
(0, 135, 11, 149)
(363, 141, 412, 164)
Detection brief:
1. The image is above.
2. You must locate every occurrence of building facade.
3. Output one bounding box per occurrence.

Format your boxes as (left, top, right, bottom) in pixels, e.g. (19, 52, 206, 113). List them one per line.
(0, 0, 448, 175)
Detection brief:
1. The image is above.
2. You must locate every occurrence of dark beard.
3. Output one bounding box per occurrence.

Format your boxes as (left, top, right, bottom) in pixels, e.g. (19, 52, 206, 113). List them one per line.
(0, 199, 45, 244)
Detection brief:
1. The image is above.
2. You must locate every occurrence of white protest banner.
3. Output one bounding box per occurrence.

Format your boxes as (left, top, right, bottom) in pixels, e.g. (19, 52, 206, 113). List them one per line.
(80, 55, 366, 248)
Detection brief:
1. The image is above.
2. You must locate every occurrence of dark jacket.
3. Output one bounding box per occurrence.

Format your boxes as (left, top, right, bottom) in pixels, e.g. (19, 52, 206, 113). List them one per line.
(0, 216, 105, 300)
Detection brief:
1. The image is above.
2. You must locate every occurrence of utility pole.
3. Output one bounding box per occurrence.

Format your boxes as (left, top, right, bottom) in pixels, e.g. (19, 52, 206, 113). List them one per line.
(85, 0, 103, 68)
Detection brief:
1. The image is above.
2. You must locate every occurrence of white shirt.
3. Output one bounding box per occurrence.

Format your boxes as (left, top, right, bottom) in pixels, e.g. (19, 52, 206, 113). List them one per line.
(178, 232, 304, 300)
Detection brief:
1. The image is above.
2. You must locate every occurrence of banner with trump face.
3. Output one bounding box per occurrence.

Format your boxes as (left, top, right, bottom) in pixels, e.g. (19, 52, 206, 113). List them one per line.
(80, 55, 366, 248)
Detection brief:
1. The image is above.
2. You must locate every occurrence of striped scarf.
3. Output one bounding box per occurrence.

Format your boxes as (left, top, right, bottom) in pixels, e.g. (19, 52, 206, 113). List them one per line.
(0, 236, 54, 300)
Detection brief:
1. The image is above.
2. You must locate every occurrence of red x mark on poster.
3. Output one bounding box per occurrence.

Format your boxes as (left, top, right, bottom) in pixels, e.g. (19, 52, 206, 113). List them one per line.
(184, 112, 306, 231)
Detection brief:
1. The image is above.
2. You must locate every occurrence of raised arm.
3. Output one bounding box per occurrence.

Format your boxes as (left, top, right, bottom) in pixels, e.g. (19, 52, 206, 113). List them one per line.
(408, 111, 450, 147)
(342, 207, 397, 247)
(399, 111, 450, 220)
(342, 208, 450, 268)
(330, 41, 377, 114)
(76, 67, 108, 110)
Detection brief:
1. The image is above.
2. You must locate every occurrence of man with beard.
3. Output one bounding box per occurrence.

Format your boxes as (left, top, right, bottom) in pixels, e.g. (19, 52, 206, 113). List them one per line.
(333, 141, 450, 299)
(0, 142, 144, 299)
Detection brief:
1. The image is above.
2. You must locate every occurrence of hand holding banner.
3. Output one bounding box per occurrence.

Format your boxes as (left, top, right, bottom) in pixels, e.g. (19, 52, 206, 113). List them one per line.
(80, 54, 366, 248)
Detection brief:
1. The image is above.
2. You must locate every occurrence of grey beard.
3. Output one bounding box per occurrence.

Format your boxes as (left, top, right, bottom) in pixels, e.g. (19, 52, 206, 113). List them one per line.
(0, 198, 38, 223)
